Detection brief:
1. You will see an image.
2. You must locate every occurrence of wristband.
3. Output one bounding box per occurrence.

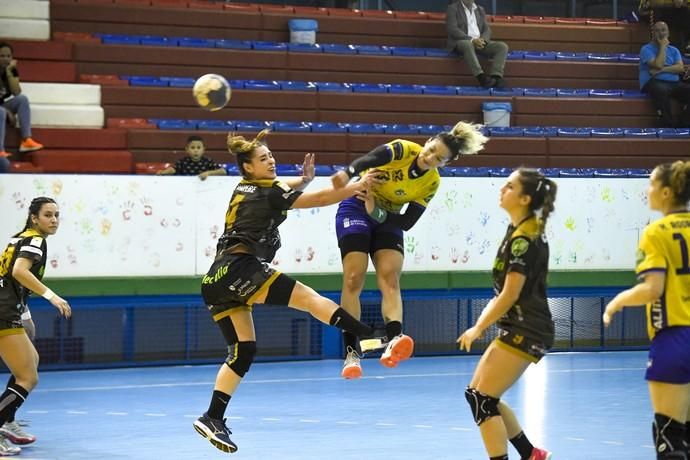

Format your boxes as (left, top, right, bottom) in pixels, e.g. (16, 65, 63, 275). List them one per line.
(42, 288, 55, 301)
(369, 205, 388, 223)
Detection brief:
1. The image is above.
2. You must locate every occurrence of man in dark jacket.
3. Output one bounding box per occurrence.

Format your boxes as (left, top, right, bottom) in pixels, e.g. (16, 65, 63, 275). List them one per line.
(446, 0, 509, 88)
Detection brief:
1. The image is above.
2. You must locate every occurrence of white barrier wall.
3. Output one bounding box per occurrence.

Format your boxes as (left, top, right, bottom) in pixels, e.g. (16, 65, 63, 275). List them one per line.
(0, 175, 656, 277)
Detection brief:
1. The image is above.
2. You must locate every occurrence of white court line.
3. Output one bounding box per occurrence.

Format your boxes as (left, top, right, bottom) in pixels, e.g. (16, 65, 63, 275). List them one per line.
(261, 418, 281, 421)
(144, 413, 167, 417)
(31, 367, 646, 393)
(227, 416, 243, 420)
(66, 410, 87, 415)
(25, 410, 49, 414)
(450, 427, 472, 431)
(565, 437, 585, 441)
(375, 422, 396, 427)
(413, 424, 433, 429)
(106, 412, 128, 416)
(642, 445, 655, 449)
(299, 419, 320, 423)
(183, 415, 197, 418)
(336, 421, 357, 425)
(602, 441, 624, 445)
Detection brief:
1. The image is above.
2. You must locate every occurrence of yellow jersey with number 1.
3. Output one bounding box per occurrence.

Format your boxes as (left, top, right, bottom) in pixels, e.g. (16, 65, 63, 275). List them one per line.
(636, 211, 690, 339)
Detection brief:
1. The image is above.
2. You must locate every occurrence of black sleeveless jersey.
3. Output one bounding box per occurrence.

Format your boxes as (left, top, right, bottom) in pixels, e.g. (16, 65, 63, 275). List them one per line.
(216, 179, 302, 262)
(492, 215, 554, 343)
(0, 229, 48, 309)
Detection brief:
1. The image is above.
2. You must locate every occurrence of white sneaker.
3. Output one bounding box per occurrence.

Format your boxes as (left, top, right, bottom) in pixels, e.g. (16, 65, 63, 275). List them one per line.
(0, 435, 21, 456)
(341, 346, 362, 379)
(1, 421, 36, 444)
(379, 334, 414, 368)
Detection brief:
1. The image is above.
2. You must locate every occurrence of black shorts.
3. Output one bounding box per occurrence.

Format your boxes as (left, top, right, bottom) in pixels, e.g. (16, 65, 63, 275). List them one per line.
(495, 328, 552, 363)
(201, 253, 295, 321)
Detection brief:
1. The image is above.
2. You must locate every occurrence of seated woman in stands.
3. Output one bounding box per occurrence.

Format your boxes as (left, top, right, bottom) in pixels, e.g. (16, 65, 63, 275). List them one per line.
(0, 42, 44, 158)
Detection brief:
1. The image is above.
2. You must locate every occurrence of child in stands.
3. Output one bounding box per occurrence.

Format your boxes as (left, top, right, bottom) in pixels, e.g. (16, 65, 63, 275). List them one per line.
(156, 135, 226, 180)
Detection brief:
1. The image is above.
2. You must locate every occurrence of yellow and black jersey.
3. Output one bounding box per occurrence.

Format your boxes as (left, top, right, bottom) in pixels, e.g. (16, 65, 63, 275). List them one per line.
(0, 229, 47, 308)
(636, 211, 690, 339)
(216, 179, 302, 262)
(362, 140, 440, 213)
(493, 215, 554, 343)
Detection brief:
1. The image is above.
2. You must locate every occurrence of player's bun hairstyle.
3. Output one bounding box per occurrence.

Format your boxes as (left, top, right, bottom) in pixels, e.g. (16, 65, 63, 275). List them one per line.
(437, 121, 489, 161)
(655, 160, 690, 205)
(227, 128, 271, 178)
(17, 197, 57, 235)
(515, 168, 557, 234)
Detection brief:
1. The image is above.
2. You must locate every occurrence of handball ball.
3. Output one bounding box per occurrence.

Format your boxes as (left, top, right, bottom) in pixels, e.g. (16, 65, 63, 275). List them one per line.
(193, 74, 231, 111)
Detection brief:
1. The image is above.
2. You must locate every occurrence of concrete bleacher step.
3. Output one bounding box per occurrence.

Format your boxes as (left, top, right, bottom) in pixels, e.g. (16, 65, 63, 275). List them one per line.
(0, 0, 50, 40)
(6, 128, 127, 150)
(27, 149, 133, 173)
(20, 83, 104, 128)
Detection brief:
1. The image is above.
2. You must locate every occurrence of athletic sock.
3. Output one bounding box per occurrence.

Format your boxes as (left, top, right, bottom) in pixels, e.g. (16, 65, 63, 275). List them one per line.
(0, 383, 28, 425)
(384, 321, 402, 341)
(207, 390, 231, 420)
(510, 431, 534, 459)
(329, 307, 373, 337)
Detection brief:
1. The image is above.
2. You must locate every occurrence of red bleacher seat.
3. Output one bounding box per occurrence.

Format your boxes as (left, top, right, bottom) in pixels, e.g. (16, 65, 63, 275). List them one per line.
(524, 16, 556, 24)
(327, 8, 362, 17)
(492, 15, 525, 23)
(555, 18, 587, 24)
(188, 1, 222, 9)
(80, 74, 129, 86)
(107, 118, 156, 129)
(361, 9, 395, 19)
(293, 6, 329, 15)
(53, 31, 100, 42)
(394, 11, 428, 20)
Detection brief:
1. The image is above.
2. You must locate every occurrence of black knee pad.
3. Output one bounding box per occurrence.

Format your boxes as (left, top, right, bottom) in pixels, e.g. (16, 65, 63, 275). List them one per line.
(654, 413, 688, 459)
(464, 387, 500, 426)
(225, 341, 257, 377)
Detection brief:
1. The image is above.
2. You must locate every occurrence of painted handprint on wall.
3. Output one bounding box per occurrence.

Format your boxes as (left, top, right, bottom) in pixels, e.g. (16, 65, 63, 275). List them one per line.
(121, 201, 135, 221)
(405, 235, 418, 255)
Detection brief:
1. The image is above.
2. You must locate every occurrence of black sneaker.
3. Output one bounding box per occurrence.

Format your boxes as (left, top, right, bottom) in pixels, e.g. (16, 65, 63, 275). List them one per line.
(193, 412, 238, 453)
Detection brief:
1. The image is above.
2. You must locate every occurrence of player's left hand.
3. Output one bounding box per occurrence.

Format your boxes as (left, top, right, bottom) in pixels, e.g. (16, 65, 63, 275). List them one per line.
(198, 171, 209, 181)
(301, 153, 315, 183)
(457, 326, 482, 352)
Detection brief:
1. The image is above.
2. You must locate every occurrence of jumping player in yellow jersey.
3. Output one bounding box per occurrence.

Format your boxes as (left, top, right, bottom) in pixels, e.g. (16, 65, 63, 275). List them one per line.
(604, 160, 690, 460)
(0, 197, 71, 456)
(330, 121, 488, 379)
(193, 129, 382, 454)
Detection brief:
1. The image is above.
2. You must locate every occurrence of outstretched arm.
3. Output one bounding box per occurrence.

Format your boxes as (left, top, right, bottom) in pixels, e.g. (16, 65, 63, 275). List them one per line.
(331, 145, 391, 189)
(282, 153, 315, 191)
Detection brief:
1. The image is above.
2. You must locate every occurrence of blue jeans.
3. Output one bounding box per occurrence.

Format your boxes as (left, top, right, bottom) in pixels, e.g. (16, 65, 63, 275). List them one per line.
(0, 94, 33, 151)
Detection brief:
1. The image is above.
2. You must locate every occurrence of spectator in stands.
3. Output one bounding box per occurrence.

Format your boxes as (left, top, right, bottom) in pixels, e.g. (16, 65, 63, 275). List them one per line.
(0, 42, 44, 158)
(156, 135, 226, 180)
(604, 161, 690, 460)
(639, 0, 690, 56)
(0, 197, 71, 456)
(330, 122, 488, 380)
(640, 21, 690, 127)
(457, 168, 556, 460)
(445, 0, 509, 88)
(193, 129, 380, 454)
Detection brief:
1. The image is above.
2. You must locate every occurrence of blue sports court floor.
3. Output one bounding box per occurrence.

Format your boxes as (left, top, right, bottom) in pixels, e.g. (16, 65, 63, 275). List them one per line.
(6, 351, 653, 459)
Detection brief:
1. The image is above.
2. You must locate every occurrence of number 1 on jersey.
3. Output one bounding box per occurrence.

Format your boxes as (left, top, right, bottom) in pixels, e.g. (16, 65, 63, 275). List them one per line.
(673, 233, 690, 275)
